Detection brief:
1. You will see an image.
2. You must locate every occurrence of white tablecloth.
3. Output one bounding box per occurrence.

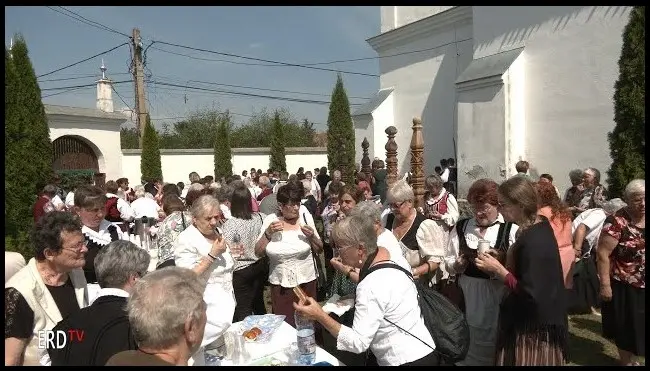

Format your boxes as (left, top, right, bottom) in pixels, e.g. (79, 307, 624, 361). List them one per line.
(208, 321, 343, 366)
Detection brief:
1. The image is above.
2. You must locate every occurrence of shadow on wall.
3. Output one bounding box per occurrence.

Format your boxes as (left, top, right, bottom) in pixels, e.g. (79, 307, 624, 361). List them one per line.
(474, 6, 629, 57)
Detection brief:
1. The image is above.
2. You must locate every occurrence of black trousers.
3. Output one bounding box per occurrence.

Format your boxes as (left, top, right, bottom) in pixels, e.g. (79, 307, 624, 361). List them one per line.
(401, 350, 441, 366)
(232, 259, 268, 322)
(321, 242, 335, 300)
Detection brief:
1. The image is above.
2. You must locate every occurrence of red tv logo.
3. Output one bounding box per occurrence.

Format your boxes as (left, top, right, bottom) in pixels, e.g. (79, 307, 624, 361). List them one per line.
(37, 329, 85, 350)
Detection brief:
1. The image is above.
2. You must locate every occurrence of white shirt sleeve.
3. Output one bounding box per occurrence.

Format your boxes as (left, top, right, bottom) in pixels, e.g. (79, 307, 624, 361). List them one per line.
(336, 285, 383, 354)
(174, 233, 203, 270)
(440, 168, 450, 183)
(51, 195, 64, 210)
(415, 219, 447, 264)
(444, 225, 462, 276)
(117, 198, 135, 221)
(440, 193, 460, 228)
(581, 210, 607, 231)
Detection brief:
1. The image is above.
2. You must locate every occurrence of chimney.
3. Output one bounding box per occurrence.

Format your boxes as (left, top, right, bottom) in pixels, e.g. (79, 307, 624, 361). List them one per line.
(96, 59, 114, 113)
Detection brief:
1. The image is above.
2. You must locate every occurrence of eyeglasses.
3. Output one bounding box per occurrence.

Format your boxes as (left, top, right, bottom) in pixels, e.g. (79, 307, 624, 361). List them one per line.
(389, 201, 406, 210)
(471, 204, 494, 215)
(61, 240, 87, 253)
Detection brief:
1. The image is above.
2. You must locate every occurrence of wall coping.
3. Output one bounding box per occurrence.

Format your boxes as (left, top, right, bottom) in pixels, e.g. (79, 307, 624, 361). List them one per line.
(122, 147, 328, 155)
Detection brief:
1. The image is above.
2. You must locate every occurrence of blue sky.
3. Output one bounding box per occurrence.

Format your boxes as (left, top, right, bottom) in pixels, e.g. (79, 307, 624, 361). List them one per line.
(5, 6, 380, 130)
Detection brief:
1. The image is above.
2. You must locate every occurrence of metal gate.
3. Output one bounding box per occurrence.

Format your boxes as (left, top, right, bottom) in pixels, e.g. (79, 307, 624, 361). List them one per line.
(52, 136, 99, 172)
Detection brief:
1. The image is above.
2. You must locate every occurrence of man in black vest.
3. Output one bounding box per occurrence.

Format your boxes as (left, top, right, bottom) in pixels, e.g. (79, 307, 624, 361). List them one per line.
(48, 240, 150, 366)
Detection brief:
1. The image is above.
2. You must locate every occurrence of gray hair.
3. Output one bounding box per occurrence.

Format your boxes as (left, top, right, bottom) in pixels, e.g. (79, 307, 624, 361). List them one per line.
(209, 182, 221, 191)
(243, 178, 252, 188)
(386, 179, 414, 203)
(134, 185, 146, 199)
(190, 194, 220, 218)
(95, 240, 151, 289)
(568, 169, 583, 182)
(331, 215, 378, 256)
(602, 198, 627, 215)
(350, 201, 382, 224)
(425, 173, 444, 190)
(127, 267, 207, 350)
(585, 167, 601, 184)
(188, 182, 205, 193)
(258, 176, 269, 187)
(624, 179, 645, 199)
(215, 184, 234, 203)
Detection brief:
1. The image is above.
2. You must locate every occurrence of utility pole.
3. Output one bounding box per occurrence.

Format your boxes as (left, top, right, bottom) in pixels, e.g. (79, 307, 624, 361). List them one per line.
(131, 28, 148, 147)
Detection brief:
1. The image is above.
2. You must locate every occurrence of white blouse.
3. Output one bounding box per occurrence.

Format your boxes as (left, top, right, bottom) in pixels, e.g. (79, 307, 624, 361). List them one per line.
(174, 225, 236, 364)
(337, 265, 435, 366)
(376, 229, 411, 272)
(256, 214, 320, 288)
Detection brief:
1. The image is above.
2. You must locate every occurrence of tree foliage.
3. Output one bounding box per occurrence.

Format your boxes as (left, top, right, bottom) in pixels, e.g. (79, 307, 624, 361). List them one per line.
(326, 74, 356, 184)
(607, 6, 645, 197)
(269, 110, 287, 172)
(140, 114, 163, 182)
(5, 35, 53, 259)
(214, 112, 233, 180)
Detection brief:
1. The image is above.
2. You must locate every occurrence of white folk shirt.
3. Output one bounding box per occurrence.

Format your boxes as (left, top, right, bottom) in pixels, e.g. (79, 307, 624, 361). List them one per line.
(105, 193, 135, 221)
(422, 189, 460, 228)
(337, 266, 435, 366)
(174, 225, 236, 366)
(65, 192, 75, 209)
(130, 197, 160, 219)
(445, 214, 519, 276)
(376, 229, 412, 272)
(572, 208, 607, 254)
(257, 213, 320, 287)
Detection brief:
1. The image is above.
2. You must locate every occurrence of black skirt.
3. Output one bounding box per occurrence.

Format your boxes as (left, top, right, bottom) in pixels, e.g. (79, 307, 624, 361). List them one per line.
(601, 279, 645, 356)
(568, 253, 600, 314)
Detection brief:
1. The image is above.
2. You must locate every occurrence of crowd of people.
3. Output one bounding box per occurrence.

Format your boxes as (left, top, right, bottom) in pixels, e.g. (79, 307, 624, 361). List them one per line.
(5, 160, 644, 366)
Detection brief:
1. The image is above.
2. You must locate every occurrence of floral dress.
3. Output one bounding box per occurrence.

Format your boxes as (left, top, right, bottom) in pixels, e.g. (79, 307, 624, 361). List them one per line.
(156, 211, 192, 266)
(601, 209, 645, 288)
(577, 184, 608, 211)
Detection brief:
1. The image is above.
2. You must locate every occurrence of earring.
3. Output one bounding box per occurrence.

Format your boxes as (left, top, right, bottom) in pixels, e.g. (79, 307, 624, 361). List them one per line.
(359, 260, 363, 265)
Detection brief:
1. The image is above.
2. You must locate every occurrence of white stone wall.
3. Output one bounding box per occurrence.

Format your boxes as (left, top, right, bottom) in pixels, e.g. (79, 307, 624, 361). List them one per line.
(121, 148, 329, 184)
(381, 6, 456, 33)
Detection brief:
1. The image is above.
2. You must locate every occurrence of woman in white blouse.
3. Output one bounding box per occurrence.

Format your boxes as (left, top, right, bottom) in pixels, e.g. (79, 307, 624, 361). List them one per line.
(174, 195, 234, 366)
(254, 181, 323, 328)
(294, 214, 438, 366)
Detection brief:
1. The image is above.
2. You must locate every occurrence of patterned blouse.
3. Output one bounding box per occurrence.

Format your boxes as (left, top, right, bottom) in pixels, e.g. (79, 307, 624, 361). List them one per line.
(601, 208, 645, 289)
(577, 184, 608, 210)
(156, 211, 192, 265)
(222, 212, 266, 271)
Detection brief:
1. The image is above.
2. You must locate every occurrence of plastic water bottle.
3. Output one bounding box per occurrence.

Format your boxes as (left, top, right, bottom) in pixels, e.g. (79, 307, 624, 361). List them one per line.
(294, 312, 316, 365)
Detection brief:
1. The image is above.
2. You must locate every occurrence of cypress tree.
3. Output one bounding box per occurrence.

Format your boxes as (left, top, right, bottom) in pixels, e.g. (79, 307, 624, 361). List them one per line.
(607, 6, 645, 197)
(326, 74, 356, 184)
(140, 114, 163, 182)
(214, 115, 233, 179)
(269, 110, 287, 172)
(5, 35, 53, 258)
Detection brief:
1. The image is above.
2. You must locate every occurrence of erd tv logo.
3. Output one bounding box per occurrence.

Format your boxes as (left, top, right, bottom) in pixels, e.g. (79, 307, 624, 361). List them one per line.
(37, 330, 85, 350)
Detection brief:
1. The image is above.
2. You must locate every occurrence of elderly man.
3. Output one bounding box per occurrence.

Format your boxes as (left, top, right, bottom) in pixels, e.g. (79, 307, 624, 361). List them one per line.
(106, 267, 208, 366)
(48, 241, 151, 366)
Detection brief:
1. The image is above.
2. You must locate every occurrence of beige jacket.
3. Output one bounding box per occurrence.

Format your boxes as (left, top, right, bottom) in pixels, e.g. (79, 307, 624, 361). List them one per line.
(5, 258, 87, 366)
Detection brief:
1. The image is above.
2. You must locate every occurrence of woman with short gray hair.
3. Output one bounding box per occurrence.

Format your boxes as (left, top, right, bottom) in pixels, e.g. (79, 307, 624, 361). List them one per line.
(383, 180, 447, 286)
(174, 194, 235, 366)
(294, 215, 437, 366)
(576, 167, 609, 212)
(597, 179, 645, 366)
(106, 267, 208, 366)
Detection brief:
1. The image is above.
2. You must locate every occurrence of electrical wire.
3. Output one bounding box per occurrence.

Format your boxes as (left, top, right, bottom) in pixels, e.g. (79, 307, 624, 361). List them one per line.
(45, 6, 130, 38)
(41, 85, 95, 98)
(40, 80, 132, 91)
(37, 43, 130, 78)
(38, 72, 132, 82)
(151, 40, 378, 78)
(112, 85, 134, 112)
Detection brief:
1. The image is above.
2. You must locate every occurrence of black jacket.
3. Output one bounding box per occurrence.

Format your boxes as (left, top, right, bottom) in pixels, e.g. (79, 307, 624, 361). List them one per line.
(48, 295, 137, 366)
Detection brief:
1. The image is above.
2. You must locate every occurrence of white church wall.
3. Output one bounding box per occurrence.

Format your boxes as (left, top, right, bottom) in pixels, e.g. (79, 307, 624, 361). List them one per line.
(472, 6, 631, 193)
(381, 6, 457, 33)
(121, 148, 329, 185)
(371, 92, 394, 160)
(373, 14, 473, 177)
(353, 115, 374, 166)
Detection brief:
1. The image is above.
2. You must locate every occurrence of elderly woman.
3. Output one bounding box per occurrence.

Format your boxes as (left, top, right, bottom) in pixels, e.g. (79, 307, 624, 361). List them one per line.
(106, 267, 208, 366)
(576, 167, 609, 212)
(382, 180, 445, 285)
(256, 175, 273, 202)
(156, 195, 192, 269)
(474, 176, 568, 366)
(130, 184, 163, 220)
(445, 178, 518, 365)
(254, 181, 323, 327)
(5, 212, 88, 366)
(305, 171, 322, 203)
(421, 173, 459, 231)
(294, 215, 437, 366)
(174, 195, 234, 366)
(74, 186, 124, 300)
(221, 181, 268, 322)
(535, 181, 575, 289)
(597, 179, 645, 366)
(564, 169, 585, 212)
(48, 240, 150, 366)
(570, 198, 627, 315)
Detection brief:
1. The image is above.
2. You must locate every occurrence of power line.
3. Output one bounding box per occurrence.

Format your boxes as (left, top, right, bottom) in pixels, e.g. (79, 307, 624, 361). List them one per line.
(37, 43, 129, 78)
(151, 40, 378, 78)
(147, 80, 361, 106)
(45, 6, 130, 38)
(40, 80, 132, 91)
(41, 85, 95, 98)
(112, 85, 133, 112)
(38, 72, 131, 82)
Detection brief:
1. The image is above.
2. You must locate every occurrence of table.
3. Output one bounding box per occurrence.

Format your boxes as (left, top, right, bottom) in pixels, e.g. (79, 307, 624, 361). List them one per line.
(206, 321, 344, 366)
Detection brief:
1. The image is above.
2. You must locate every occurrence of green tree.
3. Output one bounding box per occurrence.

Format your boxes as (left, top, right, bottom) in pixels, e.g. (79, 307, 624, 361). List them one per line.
(140, 114, 163, 182)
(5, 35, 53, 258)
(301, 118, 316, 147)
(607, 6, 645, 197)
(214, 112, 233, 180)
(120, 126, 140, 149)
(326, 74, 356, 184)
(269, 110, 287, 172)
